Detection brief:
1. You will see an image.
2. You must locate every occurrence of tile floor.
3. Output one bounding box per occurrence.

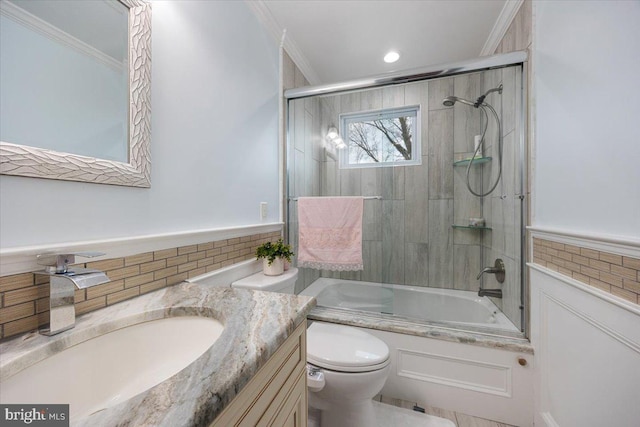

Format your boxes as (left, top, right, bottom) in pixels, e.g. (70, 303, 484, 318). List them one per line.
(377, 395, 517, 427)
(308, 400, 455, 427)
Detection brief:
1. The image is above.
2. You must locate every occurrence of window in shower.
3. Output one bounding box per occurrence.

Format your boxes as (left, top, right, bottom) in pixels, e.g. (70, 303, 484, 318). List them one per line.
(339, 106, 421, 168)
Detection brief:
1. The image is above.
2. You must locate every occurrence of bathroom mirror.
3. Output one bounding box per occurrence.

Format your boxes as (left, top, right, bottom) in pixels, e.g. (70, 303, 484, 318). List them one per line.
(0, 0, 151, 187)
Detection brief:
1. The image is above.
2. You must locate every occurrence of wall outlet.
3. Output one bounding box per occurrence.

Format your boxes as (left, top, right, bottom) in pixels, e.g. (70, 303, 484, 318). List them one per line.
(260, 202, 268, 220)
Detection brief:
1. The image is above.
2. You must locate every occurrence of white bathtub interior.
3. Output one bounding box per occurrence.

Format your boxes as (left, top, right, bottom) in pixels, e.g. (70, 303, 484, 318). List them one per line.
(301, 278, 519, 333)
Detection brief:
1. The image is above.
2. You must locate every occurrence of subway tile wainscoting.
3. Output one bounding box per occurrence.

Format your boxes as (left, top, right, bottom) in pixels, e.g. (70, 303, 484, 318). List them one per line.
(0, 231, 282, 340)
(532, 238, 640, 305)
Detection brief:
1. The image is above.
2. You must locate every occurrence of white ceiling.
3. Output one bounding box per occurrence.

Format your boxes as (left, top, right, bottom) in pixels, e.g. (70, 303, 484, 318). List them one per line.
(259, 0, 513, 85)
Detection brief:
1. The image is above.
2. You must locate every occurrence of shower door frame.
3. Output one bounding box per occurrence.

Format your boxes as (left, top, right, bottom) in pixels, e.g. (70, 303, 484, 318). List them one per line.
(284, 50, 529, 337)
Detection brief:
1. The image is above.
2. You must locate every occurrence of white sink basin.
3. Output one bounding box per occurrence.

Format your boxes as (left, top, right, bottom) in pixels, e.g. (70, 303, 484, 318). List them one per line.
(0, 316, 224, 420)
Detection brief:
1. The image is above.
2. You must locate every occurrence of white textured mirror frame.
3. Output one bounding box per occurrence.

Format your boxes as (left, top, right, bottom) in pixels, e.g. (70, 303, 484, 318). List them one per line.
(0, 0, 151, 188)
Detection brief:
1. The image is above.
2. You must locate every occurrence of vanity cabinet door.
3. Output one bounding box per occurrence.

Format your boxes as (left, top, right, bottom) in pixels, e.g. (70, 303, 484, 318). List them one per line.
(211, 320, 307, 427)
(270, 371, 307, 427)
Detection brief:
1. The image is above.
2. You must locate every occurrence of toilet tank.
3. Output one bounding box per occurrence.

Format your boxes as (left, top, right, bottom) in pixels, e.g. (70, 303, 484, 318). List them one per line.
(231, 268, 298, 294)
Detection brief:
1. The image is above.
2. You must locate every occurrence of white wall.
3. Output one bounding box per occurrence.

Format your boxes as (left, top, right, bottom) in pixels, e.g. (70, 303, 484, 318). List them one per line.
(532, 2, 640, 426)
(534, 0, 640, 240)
(0, 1, 280, 249)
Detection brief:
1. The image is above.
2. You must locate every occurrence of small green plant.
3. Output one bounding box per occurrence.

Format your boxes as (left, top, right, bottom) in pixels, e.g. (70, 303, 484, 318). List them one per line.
(255, 239, 294, 266)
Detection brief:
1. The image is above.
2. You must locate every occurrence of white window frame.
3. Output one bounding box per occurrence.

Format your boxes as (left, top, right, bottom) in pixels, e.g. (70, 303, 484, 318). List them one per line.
(339, 105, 421, 169)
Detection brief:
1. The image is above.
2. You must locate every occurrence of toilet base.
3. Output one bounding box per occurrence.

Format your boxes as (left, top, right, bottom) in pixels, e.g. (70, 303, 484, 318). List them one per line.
(307, 361, 390, 427)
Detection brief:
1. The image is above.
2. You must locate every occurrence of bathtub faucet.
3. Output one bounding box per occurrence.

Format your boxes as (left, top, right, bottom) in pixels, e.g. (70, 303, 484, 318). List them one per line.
(476, 258, 505, 282)
(35, 252, 110, 336)
(477, 258, 504, 299)
(478, 288, 503, 298)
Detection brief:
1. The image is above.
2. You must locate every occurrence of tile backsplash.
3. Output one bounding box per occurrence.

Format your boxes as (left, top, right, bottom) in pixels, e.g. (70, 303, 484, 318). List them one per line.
(532, 237, 640, 305)
(0, 231, 282, 340)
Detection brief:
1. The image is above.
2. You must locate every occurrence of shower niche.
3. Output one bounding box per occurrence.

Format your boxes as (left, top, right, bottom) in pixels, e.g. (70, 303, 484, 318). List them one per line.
(286, 60, 526, 337)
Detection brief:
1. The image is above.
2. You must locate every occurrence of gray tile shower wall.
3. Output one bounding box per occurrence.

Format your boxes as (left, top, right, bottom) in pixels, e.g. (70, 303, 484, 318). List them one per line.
(288, 77, 476, 292)
(284, 52, 322, 293)
(287, 66, 523, 322)
(482, 0, 532, 329)
(285, 3, 530, 332)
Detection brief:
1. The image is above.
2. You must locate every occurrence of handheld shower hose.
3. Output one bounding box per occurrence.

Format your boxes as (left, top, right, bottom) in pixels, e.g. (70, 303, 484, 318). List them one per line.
(442, 85, 503, 197)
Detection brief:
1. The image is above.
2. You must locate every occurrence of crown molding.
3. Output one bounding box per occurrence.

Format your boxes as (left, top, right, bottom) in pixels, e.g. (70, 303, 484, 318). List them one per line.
(244, 0, 281, 43)
(245, 0, 322, 85)
(480, 0, 524, 56)
(0, 0, 124, 71)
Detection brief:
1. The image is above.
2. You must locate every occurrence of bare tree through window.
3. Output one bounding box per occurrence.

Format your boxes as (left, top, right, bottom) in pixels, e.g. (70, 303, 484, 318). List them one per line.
(341, 107, 420, 168)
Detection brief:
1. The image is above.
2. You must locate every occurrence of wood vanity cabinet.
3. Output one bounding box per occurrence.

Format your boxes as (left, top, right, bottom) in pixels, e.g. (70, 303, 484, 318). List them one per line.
(211, 320, 307, 427)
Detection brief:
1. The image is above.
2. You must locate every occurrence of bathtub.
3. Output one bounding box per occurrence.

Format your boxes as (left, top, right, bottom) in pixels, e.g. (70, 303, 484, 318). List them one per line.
(300, 278, 519, 332)
(300, 278, 534, 426)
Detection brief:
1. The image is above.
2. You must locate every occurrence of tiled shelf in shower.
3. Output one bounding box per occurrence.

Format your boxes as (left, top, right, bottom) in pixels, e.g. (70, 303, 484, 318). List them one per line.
(453, 156, 492, 167)
(452, 224, 493, 231)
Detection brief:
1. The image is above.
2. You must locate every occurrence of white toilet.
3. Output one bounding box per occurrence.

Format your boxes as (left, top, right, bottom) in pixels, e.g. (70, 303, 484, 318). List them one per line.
(306, 322, 390, 427)
(231, 269, 391, 427)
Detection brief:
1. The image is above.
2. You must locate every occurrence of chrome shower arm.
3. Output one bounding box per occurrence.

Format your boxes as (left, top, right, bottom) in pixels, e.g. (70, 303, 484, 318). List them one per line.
(475, 84, 503, 107)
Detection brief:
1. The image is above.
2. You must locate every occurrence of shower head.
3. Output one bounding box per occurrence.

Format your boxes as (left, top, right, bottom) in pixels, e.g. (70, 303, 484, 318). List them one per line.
(442, 96, 475, 107)
(443, 84, 503, 109)
(442, 96, 456, 107)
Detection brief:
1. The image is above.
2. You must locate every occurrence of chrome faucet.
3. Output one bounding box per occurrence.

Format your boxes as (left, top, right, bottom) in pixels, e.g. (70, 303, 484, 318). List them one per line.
(35, 253, 110, 335)
(476, 258, 505, 299)
(478, 288, 503, 298)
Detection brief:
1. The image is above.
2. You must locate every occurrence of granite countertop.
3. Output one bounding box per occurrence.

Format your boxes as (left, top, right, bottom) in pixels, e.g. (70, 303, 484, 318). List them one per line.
(0, 282, 316, 426)
(309, 306, 534, 354)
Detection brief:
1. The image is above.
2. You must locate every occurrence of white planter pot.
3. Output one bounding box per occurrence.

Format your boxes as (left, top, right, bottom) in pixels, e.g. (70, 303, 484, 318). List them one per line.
(263, 258, 284, 276)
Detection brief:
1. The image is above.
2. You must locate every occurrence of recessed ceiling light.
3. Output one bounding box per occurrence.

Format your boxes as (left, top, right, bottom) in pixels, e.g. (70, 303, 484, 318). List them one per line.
(384, 51, 400, 63)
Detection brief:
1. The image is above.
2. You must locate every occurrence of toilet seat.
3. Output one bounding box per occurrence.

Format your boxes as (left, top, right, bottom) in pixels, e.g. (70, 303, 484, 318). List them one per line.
(307, 358, 390, 373)
(307, 323, 390, 373)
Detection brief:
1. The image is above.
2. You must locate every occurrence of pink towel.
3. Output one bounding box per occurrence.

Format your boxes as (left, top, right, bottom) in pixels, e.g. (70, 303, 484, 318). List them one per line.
(297, 197, 364, 271)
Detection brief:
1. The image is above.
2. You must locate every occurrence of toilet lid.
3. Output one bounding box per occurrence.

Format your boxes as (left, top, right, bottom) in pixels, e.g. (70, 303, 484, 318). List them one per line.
(307, 323, 390, 373)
